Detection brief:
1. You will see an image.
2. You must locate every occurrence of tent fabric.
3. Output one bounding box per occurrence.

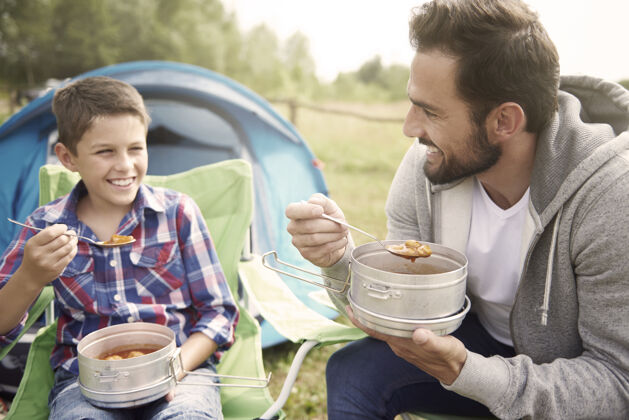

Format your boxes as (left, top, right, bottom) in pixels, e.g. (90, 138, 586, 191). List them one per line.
(0, 61, 337, 347)
(3, 160, 280, 420)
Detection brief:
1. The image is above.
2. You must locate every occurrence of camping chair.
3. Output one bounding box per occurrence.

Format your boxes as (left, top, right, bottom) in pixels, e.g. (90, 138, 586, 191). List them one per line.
(0, 160, 277, 420)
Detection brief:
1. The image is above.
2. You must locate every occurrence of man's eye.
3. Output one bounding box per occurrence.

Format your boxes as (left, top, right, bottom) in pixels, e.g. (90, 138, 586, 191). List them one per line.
(424, 109, 437, 118)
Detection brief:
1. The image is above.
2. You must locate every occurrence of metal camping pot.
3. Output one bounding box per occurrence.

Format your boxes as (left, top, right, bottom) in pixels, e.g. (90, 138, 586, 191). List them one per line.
(349, 241, 467, 319)
(262, 240, 469, 336)
(77, 322, 271, 408)
(77, 322, 179, 408)
(348, 294, 471, 338)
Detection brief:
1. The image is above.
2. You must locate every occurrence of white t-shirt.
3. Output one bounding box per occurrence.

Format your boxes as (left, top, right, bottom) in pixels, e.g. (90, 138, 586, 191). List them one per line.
(466, 177, 530, 346)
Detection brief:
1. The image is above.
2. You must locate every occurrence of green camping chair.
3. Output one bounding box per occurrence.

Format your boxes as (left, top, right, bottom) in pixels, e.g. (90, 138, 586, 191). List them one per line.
(0, 160, 277, 420)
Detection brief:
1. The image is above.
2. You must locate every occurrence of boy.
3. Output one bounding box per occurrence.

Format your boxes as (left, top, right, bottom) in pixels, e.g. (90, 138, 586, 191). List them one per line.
(0, 76, 238, 419)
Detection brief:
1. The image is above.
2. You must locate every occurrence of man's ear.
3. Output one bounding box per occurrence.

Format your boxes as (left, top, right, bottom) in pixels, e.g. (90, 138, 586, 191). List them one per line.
(54, 142, 79, 172)
(486, 102, 526, 141)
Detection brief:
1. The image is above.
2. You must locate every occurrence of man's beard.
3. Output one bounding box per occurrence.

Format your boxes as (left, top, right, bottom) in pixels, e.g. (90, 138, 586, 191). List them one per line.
(421, 124, 501, 185)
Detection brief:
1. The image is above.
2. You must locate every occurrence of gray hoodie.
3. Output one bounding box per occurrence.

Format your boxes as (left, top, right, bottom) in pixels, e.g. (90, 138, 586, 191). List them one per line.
(326, 75, 629, 419)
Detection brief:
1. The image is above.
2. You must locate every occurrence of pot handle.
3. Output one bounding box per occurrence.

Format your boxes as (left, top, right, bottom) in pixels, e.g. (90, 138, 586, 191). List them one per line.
(261, 250, 350, 294)
(169, 348, 272, 388)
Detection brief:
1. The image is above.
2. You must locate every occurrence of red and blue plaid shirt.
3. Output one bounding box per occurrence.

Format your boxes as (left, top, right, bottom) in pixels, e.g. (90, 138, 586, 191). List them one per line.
(0, 181, 238, 374)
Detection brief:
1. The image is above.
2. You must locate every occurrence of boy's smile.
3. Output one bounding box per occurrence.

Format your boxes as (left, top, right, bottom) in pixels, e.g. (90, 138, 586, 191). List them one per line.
(56, 114, 148, 216)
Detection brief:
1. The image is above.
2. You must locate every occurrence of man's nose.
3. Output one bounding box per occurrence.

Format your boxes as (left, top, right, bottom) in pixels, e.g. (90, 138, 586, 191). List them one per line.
(402, 106, 427, 139)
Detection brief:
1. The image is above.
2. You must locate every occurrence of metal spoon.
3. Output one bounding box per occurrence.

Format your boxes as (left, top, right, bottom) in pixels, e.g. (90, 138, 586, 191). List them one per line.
(7, 218, 135, 248)
(320, 213, 430, 259)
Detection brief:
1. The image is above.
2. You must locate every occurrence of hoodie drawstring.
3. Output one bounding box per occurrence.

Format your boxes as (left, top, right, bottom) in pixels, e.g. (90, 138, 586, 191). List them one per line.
(541, 205, 563, 326)
(425, 178, 432, 220)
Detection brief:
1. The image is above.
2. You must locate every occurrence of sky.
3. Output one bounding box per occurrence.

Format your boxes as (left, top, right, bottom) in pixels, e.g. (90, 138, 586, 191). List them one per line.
(222, 0, 629, 83)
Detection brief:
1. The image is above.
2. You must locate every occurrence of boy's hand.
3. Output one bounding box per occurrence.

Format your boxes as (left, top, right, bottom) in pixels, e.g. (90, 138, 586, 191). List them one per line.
(19, 224, 78, 288)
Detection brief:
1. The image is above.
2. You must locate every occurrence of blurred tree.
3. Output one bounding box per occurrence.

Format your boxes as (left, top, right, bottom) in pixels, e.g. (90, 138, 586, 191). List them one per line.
(0, 0, 54, 88)
(0, 0, 242, 89)
(376, 64, 409, 99)
(281, 31, 319, 98)
(331, 55, 409, 102)
(49, 0, 117, 77)
(0, 1, 408, 104)
(357, 55, 383, 85)
(239, 24, 284, 96)
(620, 79, 629, 90)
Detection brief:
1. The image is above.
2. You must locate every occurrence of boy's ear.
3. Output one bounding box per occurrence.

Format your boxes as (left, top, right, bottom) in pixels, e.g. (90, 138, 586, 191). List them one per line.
(54, 142, 79, 172)
(486, 102, 526, 142)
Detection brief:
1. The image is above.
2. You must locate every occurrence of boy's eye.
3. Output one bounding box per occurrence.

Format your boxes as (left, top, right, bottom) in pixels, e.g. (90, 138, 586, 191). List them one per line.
(96, 149, 112, 154)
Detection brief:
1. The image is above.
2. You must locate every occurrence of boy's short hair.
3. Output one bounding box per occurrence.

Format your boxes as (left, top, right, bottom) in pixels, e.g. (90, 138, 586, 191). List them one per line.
(52, 76, 151, 154)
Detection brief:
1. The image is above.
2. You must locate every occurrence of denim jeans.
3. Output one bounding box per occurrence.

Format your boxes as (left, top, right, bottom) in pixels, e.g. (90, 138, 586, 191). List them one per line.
(326, 313, 515, 420)
(48, 362, 223, 420)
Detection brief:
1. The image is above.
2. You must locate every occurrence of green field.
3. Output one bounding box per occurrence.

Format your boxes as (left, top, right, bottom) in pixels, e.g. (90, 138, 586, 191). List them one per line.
(264, 101, 412, 419)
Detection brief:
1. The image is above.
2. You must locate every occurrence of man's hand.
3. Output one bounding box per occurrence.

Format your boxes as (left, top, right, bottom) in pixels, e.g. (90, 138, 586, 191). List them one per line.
(285, 193, 349, 267)
(19, 224, 78, 288)
(347, 306, 467, 385)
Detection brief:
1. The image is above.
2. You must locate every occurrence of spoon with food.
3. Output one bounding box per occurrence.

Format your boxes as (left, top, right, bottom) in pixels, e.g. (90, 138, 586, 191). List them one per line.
(320, 213, 431, 260)
(8, 218, 135, 248)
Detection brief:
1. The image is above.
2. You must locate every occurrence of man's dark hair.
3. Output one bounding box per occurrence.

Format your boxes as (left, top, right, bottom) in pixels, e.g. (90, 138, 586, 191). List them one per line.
(409, 0, 560, 133)
(52, 76, 150, 154)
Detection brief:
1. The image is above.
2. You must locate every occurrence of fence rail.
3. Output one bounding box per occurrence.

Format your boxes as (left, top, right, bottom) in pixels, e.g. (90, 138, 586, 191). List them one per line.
(269, 98, 405, 126)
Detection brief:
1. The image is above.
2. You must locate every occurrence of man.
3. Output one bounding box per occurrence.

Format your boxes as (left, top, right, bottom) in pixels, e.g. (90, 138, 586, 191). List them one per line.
(285, 0, 629, 418)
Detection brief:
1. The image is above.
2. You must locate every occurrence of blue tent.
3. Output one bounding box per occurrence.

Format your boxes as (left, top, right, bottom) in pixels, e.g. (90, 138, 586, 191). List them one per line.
(0, 61, 337, 347)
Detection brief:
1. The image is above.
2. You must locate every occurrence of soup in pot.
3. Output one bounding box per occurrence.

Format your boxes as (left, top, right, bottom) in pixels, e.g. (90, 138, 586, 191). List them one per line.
(98, 346, 162, 361)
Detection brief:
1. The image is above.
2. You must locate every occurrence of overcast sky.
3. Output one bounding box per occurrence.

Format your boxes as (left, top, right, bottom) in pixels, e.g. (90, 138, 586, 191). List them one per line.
(222, 0, 629, 83)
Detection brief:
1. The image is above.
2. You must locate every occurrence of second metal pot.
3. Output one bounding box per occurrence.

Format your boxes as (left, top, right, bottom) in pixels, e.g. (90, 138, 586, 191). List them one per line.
(349, 240, 468, 319)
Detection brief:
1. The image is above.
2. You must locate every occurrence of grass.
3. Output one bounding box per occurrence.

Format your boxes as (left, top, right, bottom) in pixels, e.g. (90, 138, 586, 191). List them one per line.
(262, 101, 413, 419)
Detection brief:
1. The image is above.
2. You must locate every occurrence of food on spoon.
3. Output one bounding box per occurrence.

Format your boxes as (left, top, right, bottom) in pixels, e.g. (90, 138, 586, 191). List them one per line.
(387, 240, 432, 258)
(103, 234, 134, 245)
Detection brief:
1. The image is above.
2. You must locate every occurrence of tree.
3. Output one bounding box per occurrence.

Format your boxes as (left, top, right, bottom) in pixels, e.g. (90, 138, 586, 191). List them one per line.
(281, 32, 318, 98)
(0, 0, 55, 88)
(357, 55, 383, 84)
(238, 24, 284, 96)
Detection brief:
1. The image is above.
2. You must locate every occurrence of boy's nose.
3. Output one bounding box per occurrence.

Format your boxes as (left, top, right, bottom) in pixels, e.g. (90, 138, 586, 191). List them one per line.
(114, 153, 133, 171)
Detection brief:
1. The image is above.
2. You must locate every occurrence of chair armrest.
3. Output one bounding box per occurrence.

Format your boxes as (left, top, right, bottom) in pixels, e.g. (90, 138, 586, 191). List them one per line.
(0, 286, 54, 360)
(238, 255, 364, 345)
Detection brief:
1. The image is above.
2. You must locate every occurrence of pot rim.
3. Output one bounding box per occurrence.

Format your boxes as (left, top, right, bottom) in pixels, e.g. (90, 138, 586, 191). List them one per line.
(348, 293, 471, 324)
(351, 240, 468, 280)
(77, 322, 175, 365)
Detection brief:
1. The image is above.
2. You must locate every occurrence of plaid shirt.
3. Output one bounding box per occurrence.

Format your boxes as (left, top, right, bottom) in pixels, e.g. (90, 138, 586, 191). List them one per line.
(0, 182, 238, 374)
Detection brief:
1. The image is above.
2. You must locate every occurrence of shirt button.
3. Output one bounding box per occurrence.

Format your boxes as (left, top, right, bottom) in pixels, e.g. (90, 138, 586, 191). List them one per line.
(127, 316, 134, 323)
(113, 294, 121, 302)
(109, 260, 117, 267)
